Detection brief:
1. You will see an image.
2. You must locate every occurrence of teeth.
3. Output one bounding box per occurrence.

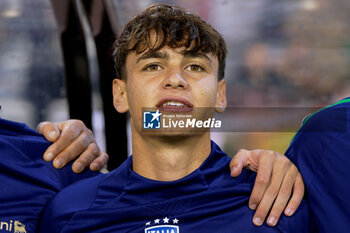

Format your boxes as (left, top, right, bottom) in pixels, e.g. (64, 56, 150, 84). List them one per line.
(162, 101, 185, 107)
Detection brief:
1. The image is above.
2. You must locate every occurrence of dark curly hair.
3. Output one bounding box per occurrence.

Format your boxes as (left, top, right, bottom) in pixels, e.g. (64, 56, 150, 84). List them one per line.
(112, 4, 227, 80)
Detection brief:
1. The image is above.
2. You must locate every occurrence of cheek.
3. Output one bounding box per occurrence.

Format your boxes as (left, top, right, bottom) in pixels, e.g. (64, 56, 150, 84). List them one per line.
(195, 78, 218, 106)
(126, 77, 161, 132)
(126, 77, 158, 110)
(126, 81, 144, 132)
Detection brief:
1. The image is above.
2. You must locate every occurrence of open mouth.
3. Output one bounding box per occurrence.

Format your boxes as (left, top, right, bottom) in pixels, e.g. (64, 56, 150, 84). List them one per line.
(156, 98, 193, 112)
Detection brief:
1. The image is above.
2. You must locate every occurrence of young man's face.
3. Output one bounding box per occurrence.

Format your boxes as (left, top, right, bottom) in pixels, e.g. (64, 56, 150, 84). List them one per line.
(113, 44, 227, 133)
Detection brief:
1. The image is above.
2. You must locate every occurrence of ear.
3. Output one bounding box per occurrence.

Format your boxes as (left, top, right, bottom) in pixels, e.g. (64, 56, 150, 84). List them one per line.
(215, 79, 227, 113)
(113, 79, 129, 113)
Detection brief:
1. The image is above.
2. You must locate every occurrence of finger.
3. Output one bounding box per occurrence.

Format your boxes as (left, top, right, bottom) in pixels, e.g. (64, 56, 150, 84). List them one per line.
(266, 166, 298, 226)
(52, 130, 93, 169)
(252, 155, 288, 226)
(230, 149, 250, 177)
(249, 151, 275, 211)
(45, 122, 84, 162)
(71, 143, 100, 173)
(37, 121, 60, 142)
(89, 151, 109, 171)
(284, 173, 305, 217)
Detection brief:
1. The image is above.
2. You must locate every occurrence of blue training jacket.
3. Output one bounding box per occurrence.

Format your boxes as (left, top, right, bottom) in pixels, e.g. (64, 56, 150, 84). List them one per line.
(0, 118, 97, 233)
(285, 97, 350, 233)
(40, 141, 316, 233)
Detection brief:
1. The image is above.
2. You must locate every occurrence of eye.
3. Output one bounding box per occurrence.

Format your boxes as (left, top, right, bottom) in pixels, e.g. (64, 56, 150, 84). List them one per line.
(186, 64, 203, 72)
(144, 64, 162, 71)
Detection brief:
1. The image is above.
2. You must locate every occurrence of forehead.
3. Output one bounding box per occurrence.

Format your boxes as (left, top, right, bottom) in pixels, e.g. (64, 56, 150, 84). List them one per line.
(127, 30, 218, 62)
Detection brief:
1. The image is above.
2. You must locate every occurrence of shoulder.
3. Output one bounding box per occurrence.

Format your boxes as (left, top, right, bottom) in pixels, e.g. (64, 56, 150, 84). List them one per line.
(47, 174, 105, 212)
(276, 200, 317, 232)
(48, 158, 131, 209)
(287, 97, 350, 161)
(0, 118, 97, 187)
(293, 97, 350, 142)
(39, 174, 105, 233)
(0, 120, 54, 182)
(300, 97, 350, 133)
(285, 98, 350, 188)
(0, 118, 51, 160)
(285, 98, 350, 232)
(39, 158, 132, 233)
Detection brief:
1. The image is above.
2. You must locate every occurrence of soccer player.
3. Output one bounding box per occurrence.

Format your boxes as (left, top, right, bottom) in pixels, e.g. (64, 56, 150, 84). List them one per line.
(0, 118, 108, 233)
(40, 4, 316, 232)
(285, 97, 350, 233)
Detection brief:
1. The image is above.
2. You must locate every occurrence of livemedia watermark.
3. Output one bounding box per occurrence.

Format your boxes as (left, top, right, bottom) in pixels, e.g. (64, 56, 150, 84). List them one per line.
(141, 107, 347, 133)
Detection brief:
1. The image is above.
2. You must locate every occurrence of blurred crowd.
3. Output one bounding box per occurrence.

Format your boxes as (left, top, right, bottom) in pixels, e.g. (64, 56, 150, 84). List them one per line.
(226, 0, 350, 106)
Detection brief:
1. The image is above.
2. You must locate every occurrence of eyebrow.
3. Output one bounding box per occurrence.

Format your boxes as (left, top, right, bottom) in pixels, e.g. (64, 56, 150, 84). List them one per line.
(136, 51, 169, 64)
(135, 50, 213, 64)
(183, 51, 213, 64)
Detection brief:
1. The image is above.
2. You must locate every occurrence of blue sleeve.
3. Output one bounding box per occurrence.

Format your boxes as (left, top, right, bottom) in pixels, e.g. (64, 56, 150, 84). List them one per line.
(0, 132, 58, 233)
(0, 119, 98, 232)
(0, 118, 97, 189)
(285, 102, 350, 233)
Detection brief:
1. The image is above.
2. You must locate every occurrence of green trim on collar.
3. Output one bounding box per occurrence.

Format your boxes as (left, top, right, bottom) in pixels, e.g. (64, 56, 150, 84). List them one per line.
(290, 98, 350, 145)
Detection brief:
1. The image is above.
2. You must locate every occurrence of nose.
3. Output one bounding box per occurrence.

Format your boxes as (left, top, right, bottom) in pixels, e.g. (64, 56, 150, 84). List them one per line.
(162, 69, 188, 90)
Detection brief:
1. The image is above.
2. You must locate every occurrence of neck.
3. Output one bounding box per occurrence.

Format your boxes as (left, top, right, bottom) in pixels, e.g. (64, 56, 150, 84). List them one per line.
(132, 131, 211, 181)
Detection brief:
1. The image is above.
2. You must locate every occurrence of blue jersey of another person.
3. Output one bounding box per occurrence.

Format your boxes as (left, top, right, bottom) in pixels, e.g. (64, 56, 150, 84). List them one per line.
(285, 97, 350, 233)
(0, 118, 97, 233)
(40, 141, 316, 233)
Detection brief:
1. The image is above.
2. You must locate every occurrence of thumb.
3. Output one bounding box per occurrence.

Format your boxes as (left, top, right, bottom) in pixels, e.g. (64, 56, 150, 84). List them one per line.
(37, 121, 60, 142)
(230, 149, 251, 177)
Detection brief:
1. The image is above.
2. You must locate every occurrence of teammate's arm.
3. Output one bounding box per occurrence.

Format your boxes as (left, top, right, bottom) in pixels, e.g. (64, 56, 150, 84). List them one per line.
(37, 120, 109, 173)
(230, 149, 304, 227)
